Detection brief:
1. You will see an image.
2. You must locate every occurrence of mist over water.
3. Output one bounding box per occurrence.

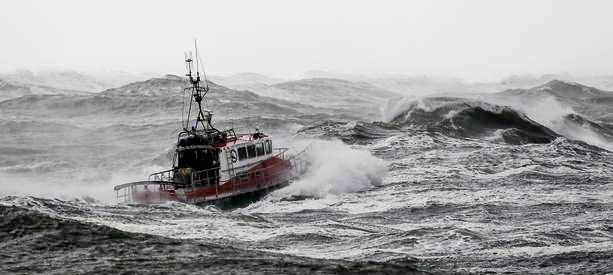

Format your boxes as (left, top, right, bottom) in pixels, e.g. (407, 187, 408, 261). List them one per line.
(493, 96, 613, 151)
(1, 74, 613, 274)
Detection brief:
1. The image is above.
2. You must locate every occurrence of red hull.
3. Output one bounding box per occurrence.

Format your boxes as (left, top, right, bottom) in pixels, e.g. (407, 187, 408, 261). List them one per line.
(125, 157, 292, 205)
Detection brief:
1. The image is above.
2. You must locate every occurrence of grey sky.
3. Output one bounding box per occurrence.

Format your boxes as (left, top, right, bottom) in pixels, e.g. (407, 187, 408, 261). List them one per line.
(1, 0, 612, 81)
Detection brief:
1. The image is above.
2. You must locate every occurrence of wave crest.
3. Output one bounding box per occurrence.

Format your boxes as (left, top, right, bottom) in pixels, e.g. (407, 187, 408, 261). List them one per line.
(385, 97, 559, 144)
(278, 140, 387, 198)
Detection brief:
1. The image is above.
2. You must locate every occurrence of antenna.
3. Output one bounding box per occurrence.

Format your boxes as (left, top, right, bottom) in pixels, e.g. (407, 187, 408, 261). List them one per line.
(194, 39, 200, 80)
(184, 51, 193, 78)
(184, 52, 190, 74)
(197, 53, 210, 91)
(193, 39, 209, 91)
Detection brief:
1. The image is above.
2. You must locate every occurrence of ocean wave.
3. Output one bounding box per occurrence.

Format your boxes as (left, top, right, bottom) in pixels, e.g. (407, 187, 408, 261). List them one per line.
(385, 97, 560, 144)
(0, 197, 427, 274)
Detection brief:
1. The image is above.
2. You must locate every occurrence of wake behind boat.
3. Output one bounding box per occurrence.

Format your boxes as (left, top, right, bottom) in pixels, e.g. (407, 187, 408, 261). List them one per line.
(114, 44, 308, 206)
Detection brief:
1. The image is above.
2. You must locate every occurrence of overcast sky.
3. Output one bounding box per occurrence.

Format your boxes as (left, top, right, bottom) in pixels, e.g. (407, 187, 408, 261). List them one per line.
(1, 0, 612, 81)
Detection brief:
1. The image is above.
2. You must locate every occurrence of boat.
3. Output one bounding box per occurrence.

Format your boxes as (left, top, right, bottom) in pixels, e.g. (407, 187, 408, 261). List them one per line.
(114, 44, 308, 207)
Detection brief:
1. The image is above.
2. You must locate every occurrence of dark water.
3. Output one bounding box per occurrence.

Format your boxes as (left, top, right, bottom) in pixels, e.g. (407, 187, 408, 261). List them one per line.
(1, 78, 613, 274)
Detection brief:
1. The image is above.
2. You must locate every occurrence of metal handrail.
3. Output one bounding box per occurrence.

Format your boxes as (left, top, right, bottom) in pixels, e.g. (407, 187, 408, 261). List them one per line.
(113, 180, 175, 191)
(114, 180, 176, 204)
(149, 169, 174, 181)
(191, 168, 221, 187)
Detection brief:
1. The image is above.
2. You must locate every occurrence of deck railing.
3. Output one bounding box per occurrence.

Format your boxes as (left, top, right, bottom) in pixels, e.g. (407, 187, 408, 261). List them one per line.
(149, 169, 173, 182)
(114, 180, 176, 204)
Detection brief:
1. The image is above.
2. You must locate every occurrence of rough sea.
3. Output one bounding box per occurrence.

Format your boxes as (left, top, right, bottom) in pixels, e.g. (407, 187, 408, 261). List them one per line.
(1, 76, 612, 274)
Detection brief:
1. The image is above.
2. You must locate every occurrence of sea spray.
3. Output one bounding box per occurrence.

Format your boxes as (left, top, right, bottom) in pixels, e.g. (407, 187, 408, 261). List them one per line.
(381, 96, 417, 122)
(278, 140, 387, 198)
(484, 95, 613, 151)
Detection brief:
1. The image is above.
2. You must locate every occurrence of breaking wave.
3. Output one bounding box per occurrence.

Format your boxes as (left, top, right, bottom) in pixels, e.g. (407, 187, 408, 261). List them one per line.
(385, 97, 560, 144)
(555, 114, 613, 151)
(481, 94, 613, 151)
(380, 96, 613, 151)
(277, 140, 387, 198)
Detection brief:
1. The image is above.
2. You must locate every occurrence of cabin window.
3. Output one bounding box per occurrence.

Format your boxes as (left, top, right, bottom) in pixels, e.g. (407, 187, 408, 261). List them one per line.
(178, 148, 219, 170)
(238, 147, 247, 161)
(247, 145, 256, 158)
(178, 150, 196, 168)
(256, 143, 265, 156)
(265, 140, 272, 154)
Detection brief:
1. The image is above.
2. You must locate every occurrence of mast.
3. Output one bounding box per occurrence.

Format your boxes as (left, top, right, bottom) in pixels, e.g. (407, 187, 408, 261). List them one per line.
(183, 40, 214, 133)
